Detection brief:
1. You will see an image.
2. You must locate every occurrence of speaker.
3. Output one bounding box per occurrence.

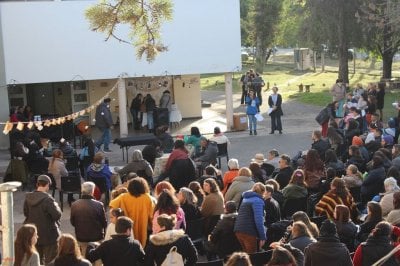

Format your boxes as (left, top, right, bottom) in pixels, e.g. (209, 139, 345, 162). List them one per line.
(154, 108, 169, 128)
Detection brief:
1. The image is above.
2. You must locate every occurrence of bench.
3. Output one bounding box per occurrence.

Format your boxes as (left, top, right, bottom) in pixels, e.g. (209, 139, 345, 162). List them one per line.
(114, 134, 157, 162)
(298, 84, 313, 92)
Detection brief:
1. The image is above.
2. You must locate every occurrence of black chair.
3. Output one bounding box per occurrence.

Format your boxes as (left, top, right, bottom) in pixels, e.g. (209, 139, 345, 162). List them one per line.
(249, 250, 273, 266)
(349, 186, 361, 203)
(204, 215, 221, 236)
(65, 153, 80, 173)
(186, 217, 205, 253)
(196, 259, 224, 266)
(59, 173, 81, 211)
(88, 176, 110, 206)
(282, 197, 307, 219)
(216, 143, 229, 169)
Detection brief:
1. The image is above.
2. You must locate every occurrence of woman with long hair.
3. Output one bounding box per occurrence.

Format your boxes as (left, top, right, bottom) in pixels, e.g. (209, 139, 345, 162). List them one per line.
(177, 187, 201, 221)
(152, 190, 186, 233)
(267, 246, 297, 266)
(343, 164, 363, 189)
(188, 181, 205, 207)
(249, 162, 266, 183)
(333, 205, 358, 252)
(201, 178, 224, 219)
(184, 126, 202, 156)
(14, 224, 40, 266)
(48, 149, 68, 191)
(145, 214, 198, 265)
(303, 149, 325, 191)
(282, 169, 308, 202)
(292, 211, 319, 239)
(53, 234, 91, 266)
(316, 177, 356, 220)
(357, 201, 383, 242)
(324, 149, 345, 176)
(109, 177, 154, 247)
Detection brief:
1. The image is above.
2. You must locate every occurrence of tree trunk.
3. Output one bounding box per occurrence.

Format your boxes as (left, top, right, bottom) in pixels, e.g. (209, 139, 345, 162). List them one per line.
(382, 53, 393, 79)
(337, 0, 349, 83)
(255, 36, 267, 73)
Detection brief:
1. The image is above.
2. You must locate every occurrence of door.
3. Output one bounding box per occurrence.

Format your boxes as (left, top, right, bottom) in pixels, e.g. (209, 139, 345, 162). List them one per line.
(71, 81, 89, 123)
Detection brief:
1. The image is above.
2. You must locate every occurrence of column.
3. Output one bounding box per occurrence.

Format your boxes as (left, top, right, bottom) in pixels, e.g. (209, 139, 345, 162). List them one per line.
(118, 77, 128, 138)
(224, 73, 234, 130)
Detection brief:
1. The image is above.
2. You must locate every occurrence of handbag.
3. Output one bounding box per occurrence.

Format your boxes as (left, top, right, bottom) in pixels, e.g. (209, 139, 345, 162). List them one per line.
(161, 246, 184, 266)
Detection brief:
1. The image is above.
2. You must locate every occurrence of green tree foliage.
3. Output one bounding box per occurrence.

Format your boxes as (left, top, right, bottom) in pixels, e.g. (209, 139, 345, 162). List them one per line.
(85, 0, 173, 62)
(356, 0, 400, 79)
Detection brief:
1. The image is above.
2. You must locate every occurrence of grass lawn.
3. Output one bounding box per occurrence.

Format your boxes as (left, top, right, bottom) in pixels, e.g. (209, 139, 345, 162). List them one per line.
(201, 57, 400, 121)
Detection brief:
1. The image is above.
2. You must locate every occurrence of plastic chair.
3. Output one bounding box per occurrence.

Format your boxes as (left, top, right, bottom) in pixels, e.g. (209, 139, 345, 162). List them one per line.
(59, 173, 81, 211)
(249, 250, 273, 266)
(216, 143, 229, 169)
(196, 259, 224, 266)
(88, 176, 110, 206)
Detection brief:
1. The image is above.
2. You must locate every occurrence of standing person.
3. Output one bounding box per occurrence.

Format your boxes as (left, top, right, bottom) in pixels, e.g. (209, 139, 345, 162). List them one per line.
(330, 79, 346, 119)
(268, 86, 283, 134)
(109, 177, 154, 247)
(14, 224, 40, 266)
(240, 71, 250, 105)
(234, 183, 266, 253)
(87, 216, 145, 266)
(144, 93, 156, 133)
(159, 90, 172, 112)
(130, 93, 142, 130)
(53, 234, 91, 266)
(315, 101, 338, 138)
(95, 98, 113, 152)
(376, 82, 385, 121)
(23, 174, 62, 265)
(246, 90, 260, 135)
(70, 182, 107, 257)
(253, 73, 265, 106)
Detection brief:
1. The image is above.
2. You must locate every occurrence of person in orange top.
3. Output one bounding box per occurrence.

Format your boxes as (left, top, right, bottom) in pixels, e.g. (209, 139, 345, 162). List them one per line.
(222, 159, 240, 195)
(109, 177, 154, 247)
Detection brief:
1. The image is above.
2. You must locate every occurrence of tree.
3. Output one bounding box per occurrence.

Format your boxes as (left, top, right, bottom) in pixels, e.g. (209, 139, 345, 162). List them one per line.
(85, 0, 173, 62)
(356, 0, 400, 79)
(303, 0, 362, 83)
(251, 0, 283, 73)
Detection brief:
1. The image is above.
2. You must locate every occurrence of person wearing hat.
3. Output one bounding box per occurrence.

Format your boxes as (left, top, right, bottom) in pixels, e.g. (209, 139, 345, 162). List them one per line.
(304, 220, 352, 266)
(382, 134, 394, 149)
(23, 175, 62, 264)
(351, 136, 369, 162)
(251, 153, 266, 165)
(95, 97, 113, 152)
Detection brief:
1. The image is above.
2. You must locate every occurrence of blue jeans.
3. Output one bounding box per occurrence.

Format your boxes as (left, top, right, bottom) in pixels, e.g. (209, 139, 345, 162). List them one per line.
(96, 127, 111, 150)
(248, 114, 257, 131)
(147, 111, 154, 130)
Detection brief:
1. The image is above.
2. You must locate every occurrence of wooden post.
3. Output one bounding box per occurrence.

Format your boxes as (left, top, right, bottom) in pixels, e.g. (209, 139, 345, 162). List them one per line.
(225, 73, 234, 130)
(118, 77, 128, 138)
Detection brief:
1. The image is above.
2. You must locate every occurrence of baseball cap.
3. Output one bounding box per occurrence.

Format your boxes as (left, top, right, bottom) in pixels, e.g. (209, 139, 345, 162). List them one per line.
(37, 174, 52, 185)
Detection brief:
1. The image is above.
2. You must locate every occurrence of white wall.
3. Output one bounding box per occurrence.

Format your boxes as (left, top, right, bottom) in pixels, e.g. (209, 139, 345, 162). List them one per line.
(0, 0, 241, 84)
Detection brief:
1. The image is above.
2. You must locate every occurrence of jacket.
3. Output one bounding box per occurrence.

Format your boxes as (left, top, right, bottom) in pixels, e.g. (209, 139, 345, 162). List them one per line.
(86, 163, 112, 190)
(311, 139, 331, 161)
(222, 169, 239, 194)
(304, 236, 352, 266)
(168, 158, 196, 190)
(117, 160, 153, 181)
(145, 229, 198, 266)
(209, 213, 241, 258)
(196, 141, 218, 168)
(201, 192, 224, 218)
(330, 83, 346, 101)
(282, 184, 308, 199)
(387, 209, 400, 225)
(274, 166, 294, 189)
(264, 197, 281, 227)
(315, 191, 355, 220)
(53, 255, 91, 266)
(289, 235, 316, 253)
(224, 175, 255, 205)
(234, 191, 266, 240)
(159, 92, 172, 111)
(87, 234, 145, 266)
(315, 105, 336, 125)
(361, 166, 385, 202)
(70, 195, 107, 242)
(165, 149, 189, 171)
(334, 221, 358, 252)
(23, 191, 62, 245)
(268, 93, 283, 116)
(245, 96, 260, 115)
(380, 191, 398, 217)
(353, 235, 398, 266)
(95, 102, 113, 128)
(145, 95, 156, 112)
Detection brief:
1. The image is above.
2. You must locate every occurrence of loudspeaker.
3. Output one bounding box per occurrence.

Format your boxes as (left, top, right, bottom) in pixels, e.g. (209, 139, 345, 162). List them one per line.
(154, 108, 169, 128)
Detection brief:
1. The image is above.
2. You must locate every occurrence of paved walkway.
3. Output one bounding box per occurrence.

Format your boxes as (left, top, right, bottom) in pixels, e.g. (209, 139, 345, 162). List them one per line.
(2, 89, 322, 246)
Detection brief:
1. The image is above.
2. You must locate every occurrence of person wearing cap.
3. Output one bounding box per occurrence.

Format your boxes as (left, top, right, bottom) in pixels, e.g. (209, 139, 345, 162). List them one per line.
(304, 220, 352, 266)
(23, 174, 62, 265)
(352, 136, 370, 162)
(382, 134, 394, 149)
(95, 98, 113, 152)
(194, 136, 218, 170)
(380, 177, 400, 217)
(268, 86, 283, 134)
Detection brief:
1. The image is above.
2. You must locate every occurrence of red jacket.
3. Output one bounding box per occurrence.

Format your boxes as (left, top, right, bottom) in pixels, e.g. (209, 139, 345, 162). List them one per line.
(165, 148, 188, 171)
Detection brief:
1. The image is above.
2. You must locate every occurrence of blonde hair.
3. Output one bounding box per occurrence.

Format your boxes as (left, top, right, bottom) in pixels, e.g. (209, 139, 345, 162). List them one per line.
(238, 167, 252, 177)
(252, 182, 266, 195)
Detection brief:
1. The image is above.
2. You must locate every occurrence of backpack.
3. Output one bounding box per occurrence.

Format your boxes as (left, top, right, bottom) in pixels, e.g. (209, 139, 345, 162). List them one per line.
(161, 246, 184, 266)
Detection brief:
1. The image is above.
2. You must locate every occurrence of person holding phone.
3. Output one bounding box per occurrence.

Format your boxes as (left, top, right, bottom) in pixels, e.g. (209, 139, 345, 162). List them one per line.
(246, 90, 260, 136)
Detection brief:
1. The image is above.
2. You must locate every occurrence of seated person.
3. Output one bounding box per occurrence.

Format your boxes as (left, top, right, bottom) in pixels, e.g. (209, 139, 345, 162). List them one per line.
(142, 139, 163, 168)
(273, 154, 293, 189)
(184, 126, 202, 156)
(86, 152, 112, 193)
(59, 138, 75, 156)
(155, 125, 174, 153)
(264, 184, 281, 228)
(197, 165, 223, 191)
(117, 150, 154, 186)
(266, 149, 280, 169)
(209, 126, 230, 145)
(311, 130, 330, 161)
(194, 137, 218, 169)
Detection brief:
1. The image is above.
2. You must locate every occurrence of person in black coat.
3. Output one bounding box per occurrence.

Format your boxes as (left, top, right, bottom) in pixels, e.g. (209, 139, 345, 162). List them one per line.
(311, 130, 331, 161)
(356, 201, 383, 243)
(130, 93, 143, 130)
(145, 214, 198, 265)
(207, 201, 241, 259)
(264, 184, 281, 228)
(87, 216, 145, 266)
(273, 154, 293, 190)
(361, 156, 386, 205)
(268, 86, 283, 134)
(142, 140, 162, 168)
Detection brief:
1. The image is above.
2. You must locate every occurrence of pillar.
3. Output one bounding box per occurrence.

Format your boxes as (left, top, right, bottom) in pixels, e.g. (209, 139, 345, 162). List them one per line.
(117, 77, 128, 138)
(224, 73, 234, 130)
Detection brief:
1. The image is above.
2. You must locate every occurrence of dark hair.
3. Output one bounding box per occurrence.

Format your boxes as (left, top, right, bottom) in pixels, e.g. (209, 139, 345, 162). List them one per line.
(56, 234, 83, 262)
(127, 177, 150, 197)
(387, 166, 400, 180)
(190, 127, 201, 137)
(266, 179, 280, 191)
(289, 169, 306, 187)
(371, 221, 392, 238)
(325, 149, 338, 163)
(393, 144, 400, 158)
(372, 155, 384, 168)
(347, 119, 359, 131)
(111, 208, 125, 218)
(394, 191, 400, 209)
(335, 204, 351, 223)
(349, 145, 362, 158)
(226, 252, 252, 266)
(331, 177, 349, 198)
(378, 148, 392, 160)
(326, 167, 336, 180)
(268, 247, 297, 266)
(265, 184, 274, 193)
(304, 149, 324, 172)
(327, 127, 343, 145)
(225, 201, 237, 213)
(154, 190, 179, 214)
(14, 224, 37, 266)
(366, 201, 383, 222)
(174, 139, 186, 149)
(249, 162, 263, 180)
(188, 181, 205, 198)
(214, 127, 221, 135)
(204, 178, 220, 193)
(115, 216, 133, 234)
(280, 154, 291, 164)
(205, 165, 217, 176)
